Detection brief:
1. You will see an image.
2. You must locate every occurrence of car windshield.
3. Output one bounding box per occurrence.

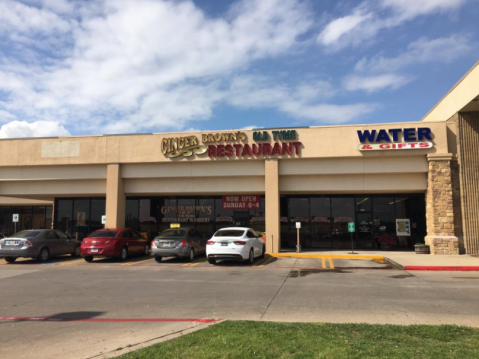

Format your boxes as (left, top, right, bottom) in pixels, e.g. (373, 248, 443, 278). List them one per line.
(89, 231, 118, 238)
(10, 230, 42, 238)
(158, 229, 186, 238)
(214, 230, 245, 237)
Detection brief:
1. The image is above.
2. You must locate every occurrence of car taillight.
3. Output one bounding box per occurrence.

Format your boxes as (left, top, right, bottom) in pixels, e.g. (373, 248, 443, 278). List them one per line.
(151, 240, 156, 248)
(177, 240, 187, 247)
(206, 241, 215, 245)
(233, 241, 246, 245)
(25, 240, 33, 247)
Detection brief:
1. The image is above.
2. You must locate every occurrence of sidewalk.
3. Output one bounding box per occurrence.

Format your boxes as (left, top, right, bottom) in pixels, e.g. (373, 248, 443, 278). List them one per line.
(276, 250, 479, 271)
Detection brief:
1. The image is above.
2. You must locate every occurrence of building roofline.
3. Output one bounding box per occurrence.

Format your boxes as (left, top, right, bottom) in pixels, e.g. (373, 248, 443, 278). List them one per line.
(421, 60, 479, 121)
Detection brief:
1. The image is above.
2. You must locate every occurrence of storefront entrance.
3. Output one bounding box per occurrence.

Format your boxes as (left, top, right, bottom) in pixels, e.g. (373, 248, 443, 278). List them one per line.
(125, 196, 266, 240)
(280, 194, 426, 251)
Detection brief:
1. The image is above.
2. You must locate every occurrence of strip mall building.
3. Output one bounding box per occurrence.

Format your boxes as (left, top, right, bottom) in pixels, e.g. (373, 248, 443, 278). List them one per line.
(1, 62, 479, 256)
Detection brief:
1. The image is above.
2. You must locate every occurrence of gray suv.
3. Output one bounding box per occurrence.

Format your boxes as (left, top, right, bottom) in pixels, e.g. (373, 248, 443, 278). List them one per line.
(0, 229, 81, 263)
(151, 228, 206, 263)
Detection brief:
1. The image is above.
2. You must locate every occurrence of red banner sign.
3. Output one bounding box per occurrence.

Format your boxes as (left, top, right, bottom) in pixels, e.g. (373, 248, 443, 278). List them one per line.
(222, 195, 260, 209)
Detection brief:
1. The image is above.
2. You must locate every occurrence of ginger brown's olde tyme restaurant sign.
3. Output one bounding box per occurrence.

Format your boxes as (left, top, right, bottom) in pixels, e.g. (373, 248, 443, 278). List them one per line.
(162, 130, 302, 159)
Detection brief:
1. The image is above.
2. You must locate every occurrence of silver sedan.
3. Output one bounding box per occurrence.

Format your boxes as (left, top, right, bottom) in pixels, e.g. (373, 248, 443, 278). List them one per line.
(0, 229, 81, 263)
(151, 228, 207, 262)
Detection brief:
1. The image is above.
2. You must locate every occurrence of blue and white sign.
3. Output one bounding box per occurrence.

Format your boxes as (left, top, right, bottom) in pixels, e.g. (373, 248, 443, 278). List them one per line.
(12, 214, 19, 223)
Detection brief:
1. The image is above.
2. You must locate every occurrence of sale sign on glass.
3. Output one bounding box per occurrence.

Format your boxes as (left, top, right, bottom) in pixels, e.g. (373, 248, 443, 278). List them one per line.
(222, 195, 261, 209)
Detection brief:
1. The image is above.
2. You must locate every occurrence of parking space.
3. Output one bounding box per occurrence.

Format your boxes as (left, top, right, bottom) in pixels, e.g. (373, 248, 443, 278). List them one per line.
(0, 254, 393, 271)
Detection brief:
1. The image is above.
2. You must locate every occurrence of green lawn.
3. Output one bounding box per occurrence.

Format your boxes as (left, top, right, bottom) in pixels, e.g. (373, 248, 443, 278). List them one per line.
(120, 321, 479, 359)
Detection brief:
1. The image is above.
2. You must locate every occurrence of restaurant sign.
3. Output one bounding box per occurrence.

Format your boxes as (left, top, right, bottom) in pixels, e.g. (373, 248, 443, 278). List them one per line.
(357, 127, 434, 151)
(162, 130, 302, 159)
(222, 195, 261, 209)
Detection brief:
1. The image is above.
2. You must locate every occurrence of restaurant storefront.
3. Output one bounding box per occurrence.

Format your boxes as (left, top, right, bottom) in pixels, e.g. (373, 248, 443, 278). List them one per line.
(1, 62, 478, 255)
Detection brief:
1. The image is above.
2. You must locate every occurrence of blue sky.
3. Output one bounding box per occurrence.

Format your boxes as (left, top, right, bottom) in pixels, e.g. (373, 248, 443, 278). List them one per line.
(0, 0, 478, 138)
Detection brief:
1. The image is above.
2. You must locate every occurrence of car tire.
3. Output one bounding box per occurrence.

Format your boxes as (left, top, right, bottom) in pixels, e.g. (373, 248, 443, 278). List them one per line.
(155, 256, 162, 263)
(118, 247, 128, 262)
(260, 245, 265, 259)
(72, 245, 81, 257)
(208, 258, 216, 265)
(247, 248, 254, 265)
(142, 245, 150, 257)
(188, 249, 195, 262)
(84, 256, 94, 262)
(37, 247, 50, 262)
(5, 256, 16, 263)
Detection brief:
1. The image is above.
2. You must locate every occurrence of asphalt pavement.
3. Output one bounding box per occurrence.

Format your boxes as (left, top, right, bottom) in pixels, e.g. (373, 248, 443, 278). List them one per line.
(1, 255, 478, 359)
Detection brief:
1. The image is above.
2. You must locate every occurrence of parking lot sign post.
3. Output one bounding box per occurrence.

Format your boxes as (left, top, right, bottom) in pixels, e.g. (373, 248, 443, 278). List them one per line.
(12, 213, 19, 234)
(296, 222, 301, 253)
(348, 222, 356, 254)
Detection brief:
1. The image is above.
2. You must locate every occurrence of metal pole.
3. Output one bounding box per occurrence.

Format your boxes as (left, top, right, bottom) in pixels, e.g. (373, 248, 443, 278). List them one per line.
(14, 222, 17, 234)
(296, 228, 301, 253)
(349, 232, 356, 254)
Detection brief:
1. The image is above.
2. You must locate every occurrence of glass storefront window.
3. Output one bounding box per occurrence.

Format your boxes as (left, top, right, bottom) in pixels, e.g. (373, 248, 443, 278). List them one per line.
(372, 197, 396, 249)
(249, 198, 265, 234)
(32, 206, 46, 229)
(310, 197, 331, 248)
(214, 198, 234, 230)
(0, 207, 11, 235)
(90, 198, 106, 233)
(125, 199, 139, 229)
(197, 198, 215, 238)
(73, 199, 90, 240)
(56, 200, 73, 236)
(45, 206, 53, 230)
(356, 197, 372, 212)
(331, 198, 355, 249)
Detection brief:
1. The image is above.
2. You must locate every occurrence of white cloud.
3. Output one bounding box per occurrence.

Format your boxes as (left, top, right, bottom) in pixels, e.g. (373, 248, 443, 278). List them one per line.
(343, 74, 412, 92)
(0, 120, 70, 138)
(317, 12, 371, 46)
(355, 34, 472, 73)
(226, 75, 376, 123)
(318, 0, 469, 50)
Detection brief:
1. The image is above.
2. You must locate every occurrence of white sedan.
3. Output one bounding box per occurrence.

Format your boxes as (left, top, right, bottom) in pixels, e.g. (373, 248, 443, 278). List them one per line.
(206, 227, 265, 265)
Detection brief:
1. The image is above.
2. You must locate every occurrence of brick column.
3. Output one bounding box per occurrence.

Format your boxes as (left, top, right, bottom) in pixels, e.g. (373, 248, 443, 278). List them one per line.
(425, 154, 459, 255)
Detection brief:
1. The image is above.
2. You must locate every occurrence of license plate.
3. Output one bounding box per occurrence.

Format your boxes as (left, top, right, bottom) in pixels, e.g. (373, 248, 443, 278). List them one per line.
(221, 242, 228, 246)
(90, 249, 99, 253)
(6, 240, 19, 245)
(162, 243, 172, 247)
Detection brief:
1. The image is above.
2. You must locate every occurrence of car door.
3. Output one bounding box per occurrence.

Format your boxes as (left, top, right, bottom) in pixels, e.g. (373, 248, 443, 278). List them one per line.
(45, 230, 60, 255)
(56, 230, 75, 255)
(186, 229, 197, 250)
(134, 230, 147, 252)
(195, 230, 206, 254)
(247, 230, 260, 256)
(121, 230, 137, 253)
(190, 229, 203, 253)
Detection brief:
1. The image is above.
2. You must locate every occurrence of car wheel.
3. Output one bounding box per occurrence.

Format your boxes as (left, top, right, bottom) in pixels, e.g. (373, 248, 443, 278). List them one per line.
(37, 248, 50, 262)
(118, 247, 128, 261)
(142, 245, 150, 257)
(208, 258, 216, 265)
(84, 256, 94, 262)
(247, 248, 254, 265)
(72, 245, 81, 257)
(5, 256, 16, 263)
(260, 245, 265, 259)
(155, 256, 162, 263)
(188, 249, 195, 262)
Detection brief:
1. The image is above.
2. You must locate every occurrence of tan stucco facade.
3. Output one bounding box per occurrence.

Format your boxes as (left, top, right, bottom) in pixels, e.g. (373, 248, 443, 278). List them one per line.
(1, 61, 479, 255)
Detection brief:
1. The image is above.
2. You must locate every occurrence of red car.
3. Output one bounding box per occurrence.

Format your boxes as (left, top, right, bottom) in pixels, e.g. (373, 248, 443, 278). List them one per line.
(80, 228, 150, 262)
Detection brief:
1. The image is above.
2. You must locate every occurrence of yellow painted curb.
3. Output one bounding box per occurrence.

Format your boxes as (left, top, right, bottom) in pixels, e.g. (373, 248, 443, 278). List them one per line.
(265, 253, 384, 260)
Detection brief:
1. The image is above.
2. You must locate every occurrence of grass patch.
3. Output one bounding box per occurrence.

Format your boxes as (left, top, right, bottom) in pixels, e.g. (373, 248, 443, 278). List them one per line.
(120, 321, 479, 359)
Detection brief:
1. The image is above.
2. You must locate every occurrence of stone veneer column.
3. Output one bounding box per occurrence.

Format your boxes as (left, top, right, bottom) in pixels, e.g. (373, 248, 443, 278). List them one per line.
(425, 154, 459, 255)
(105, 164, 126, 228)
(265, 159, 280, 254)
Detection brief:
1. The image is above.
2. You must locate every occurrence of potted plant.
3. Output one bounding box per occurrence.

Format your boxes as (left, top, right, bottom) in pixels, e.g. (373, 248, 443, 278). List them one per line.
(377, 234, 398, 251)
(414, 242, 430, 254)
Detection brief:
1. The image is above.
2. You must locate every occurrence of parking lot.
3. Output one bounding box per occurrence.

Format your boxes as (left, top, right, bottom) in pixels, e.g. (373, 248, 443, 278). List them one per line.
(1, 254, 479, 359)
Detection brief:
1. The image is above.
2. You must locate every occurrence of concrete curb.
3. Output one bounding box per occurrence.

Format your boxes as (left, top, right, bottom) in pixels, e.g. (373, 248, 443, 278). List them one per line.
(96, 319, 225, 359)
(404, 266, 479, 271)
(384, 257, 404, 270)
(266, 253, 384, 260)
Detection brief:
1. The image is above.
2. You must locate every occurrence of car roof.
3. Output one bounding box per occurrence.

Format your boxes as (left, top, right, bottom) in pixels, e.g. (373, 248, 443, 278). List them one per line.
(94, 228, 132, 231)
(216, 227, 250, 231)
